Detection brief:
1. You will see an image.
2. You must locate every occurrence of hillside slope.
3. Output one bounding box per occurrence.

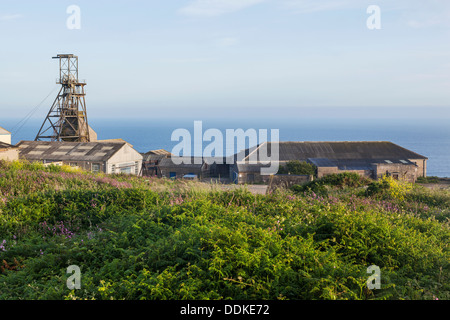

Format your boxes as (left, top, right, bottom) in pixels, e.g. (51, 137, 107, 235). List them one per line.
(0, 161, 449, 300)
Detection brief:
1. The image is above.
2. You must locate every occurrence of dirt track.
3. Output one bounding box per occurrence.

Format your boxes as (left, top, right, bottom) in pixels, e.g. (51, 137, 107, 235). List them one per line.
(418, 183, 450, 190)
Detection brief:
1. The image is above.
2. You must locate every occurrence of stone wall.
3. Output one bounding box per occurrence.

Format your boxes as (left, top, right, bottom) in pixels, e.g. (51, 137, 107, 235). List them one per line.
(409, 159, 427, 177)
(316, 166, 339, 178)
(0, 148, 19, 161)
(373, 163, 418, 183)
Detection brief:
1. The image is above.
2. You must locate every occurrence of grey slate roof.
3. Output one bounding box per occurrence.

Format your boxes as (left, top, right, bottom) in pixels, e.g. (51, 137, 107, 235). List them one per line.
(16, 141, 126, 162)
(243, 141, 428, 162)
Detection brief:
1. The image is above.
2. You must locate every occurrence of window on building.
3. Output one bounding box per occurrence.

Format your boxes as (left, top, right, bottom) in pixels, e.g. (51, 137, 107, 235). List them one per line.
(69, 162, 78, 167)
(92, 163, 101, 173)
(121, 167, 132, 174)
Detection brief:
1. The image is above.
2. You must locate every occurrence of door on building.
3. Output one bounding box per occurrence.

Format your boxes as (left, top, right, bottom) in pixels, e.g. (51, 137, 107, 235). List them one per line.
(232, 172, 238, 184)
(170, 172, 177, 179)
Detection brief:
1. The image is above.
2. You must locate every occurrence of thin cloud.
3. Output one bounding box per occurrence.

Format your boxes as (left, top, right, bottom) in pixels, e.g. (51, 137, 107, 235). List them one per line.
(179, 0, 266, 17)
(0, 14, 24, 21)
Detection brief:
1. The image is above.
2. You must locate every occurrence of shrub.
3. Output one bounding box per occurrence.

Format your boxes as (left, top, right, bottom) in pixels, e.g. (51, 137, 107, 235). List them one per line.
(291, 173, 371, 196)
(416, 176, 441, 184)
(320, 172, 371, 188)
(278, 161, 316, 176)
(292, 180, 329, 197)
(366, 175, 413, 201)
(0, 160, 449, 300)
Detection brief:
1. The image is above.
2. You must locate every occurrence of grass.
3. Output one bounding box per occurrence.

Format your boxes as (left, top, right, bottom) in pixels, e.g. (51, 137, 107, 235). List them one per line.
(0, 160, 448, 300)
(416, 176, 441, 184)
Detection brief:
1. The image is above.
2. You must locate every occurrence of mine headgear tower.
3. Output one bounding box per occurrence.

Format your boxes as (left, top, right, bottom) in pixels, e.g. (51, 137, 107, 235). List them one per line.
(35, 54, 91, 142)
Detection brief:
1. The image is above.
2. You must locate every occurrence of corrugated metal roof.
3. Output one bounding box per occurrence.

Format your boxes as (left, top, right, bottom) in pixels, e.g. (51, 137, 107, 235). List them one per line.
(17, 141, 126, 162)
(244, 141, 428, 162)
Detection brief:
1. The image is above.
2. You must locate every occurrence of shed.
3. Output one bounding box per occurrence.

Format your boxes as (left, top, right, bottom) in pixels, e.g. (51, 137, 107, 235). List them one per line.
(16, 141, 143, 175)
(141, 149, 173, 177)
(157, 157, 209, 179)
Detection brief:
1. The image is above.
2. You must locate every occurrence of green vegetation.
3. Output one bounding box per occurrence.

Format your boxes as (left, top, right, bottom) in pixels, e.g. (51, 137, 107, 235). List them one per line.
(277, 161, 317, 176)
(365, 175, 413, 201)
(291, 172, 371, 197)
(417, 176, 441, 184)
(0, 161, 449, 300)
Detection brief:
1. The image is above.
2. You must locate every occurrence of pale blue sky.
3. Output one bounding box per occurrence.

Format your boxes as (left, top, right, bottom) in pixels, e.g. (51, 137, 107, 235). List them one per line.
(1, 0, 450, 120)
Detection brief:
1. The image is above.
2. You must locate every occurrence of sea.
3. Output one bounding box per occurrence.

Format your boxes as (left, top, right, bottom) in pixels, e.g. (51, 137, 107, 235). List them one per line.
(2, 117, 450, 177)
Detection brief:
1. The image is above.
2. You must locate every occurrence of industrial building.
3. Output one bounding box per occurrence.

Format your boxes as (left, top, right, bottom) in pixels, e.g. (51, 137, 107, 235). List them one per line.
(7, 56, 430, 185)
(157, 157, 210, 180)
(16, 141, 143, 175)
(231, 141, 428, 184)
(9, 54, 143, 176)
(141, 149, 173, 176)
